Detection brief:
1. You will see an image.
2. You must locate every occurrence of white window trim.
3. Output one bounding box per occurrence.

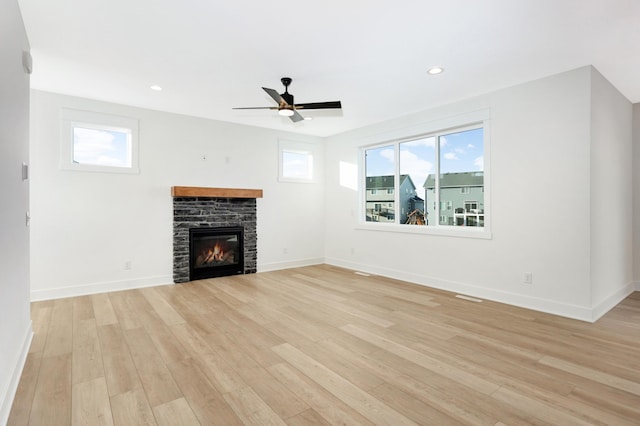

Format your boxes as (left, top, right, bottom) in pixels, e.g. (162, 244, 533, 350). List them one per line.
(60, 108, 140, 174)
(278, 139, 317, 183)
(357, 108, 492, 239)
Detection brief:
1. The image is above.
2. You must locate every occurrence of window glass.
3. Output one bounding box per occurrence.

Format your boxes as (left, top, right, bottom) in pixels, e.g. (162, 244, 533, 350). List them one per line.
(438, 128, 484, 227)
(365, 145, 395, 222)
(72, 126, 132, 168)
(278, 139, 318, 183)
(362, 123, 486, 230)
(399, 136, 434, 225)
(282, 150, 313, 180)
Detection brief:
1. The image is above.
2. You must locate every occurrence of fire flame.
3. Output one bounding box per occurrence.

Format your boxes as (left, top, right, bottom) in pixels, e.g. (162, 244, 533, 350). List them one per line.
(203, 242, 225, 264)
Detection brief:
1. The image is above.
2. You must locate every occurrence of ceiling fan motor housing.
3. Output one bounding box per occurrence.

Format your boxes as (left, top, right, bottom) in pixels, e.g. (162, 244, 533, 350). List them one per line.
(280, 92, 294, 105)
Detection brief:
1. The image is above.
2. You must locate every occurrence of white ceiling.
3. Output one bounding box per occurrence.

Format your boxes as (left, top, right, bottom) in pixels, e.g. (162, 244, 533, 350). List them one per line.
(18, 0, 640, 137)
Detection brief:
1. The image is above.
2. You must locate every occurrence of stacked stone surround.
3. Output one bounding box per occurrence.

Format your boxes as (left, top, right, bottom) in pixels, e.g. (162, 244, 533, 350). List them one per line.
(173, 197, 257, 283)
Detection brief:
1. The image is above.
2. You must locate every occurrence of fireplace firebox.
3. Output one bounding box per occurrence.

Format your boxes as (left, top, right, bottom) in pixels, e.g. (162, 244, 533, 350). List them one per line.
(189, 226, 244, 280)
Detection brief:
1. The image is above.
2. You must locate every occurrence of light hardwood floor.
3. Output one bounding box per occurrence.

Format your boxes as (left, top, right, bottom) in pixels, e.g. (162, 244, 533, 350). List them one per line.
(8, 264, 640, 425)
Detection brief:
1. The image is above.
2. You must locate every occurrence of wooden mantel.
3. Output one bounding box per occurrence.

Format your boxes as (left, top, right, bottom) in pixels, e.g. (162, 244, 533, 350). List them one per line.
(171, 186, 263, 199)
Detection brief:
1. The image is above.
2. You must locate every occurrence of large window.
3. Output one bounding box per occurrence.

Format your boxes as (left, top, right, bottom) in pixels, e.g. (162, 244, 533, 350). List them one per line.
(60, 109, 139, 174)
(362, 121, 487, 233)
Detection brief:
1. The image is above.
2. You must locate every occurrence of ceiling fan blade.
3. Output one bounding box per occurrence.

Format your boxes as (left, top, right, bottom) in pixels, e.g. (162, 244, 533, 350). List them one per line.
(294, 101, 342, 110)
(232, 106, 278, 110)
(290, 110, 304, 123)
(262, 87, 286, 106)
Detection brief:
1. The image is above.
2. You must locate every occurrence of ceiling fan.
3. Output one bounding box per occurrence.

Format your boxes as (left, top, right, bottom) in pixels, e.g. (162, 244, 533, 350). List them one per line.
(233, 77, 342, 122)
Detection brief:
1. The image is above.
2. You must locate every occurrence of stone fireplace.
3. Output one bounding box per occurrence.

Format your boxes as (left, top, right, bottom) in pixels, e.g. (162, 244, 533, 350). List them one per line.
(172, 186, 262, 283)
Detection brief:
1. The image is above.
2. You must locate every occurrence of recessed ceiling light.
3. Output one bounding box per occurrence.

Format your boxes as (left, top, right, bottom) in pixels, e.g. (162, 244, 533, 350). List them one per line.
(150, 85, 163, 91)
(304, 116, 313, 121)
(427, 67, 444, 75)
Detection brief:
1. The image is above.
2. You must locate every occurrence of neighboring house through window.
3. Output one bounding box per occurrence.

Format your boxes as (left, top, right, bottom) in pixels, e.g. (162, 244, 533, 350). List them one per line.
(361, 110, 490, 235)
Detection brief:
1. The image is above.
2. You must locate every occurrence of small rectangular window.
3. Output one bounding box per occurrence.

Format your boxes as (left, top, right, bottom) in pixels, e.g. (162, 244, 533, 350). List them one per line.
(278, 139, 317, 183)
(60, 109, 139, 174)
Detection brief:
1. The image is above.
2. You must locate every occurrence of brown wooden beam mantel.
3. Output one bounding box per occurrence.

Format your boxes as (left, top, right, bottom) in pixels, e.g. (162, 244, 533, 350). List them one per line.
(171, 186, 263, 198)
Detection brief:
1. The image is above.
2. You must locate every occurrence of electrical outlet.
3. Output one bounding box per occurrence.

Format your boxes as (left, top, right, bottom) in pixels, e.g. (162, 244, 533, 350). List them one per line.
(523, 272, 533, 284)
(125, 260, 132, 270)
(282, 248, 288, 255)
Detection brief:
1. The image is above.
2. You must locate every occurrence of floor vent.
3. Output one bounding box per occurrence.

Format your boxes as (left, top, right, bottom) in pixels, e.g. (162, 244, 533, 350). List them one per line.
(455, 294, 483, 303)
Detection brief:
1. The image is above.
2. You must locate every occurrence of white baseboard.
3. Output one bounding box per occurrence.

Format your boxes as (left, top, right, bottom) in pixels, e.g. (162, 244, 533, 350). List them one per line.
(258, 257, 324, 273)
(324, 257, 599, 322)
(29, 261, 330, 301)
(30, 275, 173, 301)
(590, 282, 636, 322)
(0, 321, 33, 425)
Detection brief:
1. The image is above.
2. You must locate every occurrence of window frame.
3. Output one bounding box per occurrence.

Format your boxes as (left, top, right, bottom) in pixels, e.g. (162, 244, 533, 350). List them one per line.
(357, 109, 491, 239)
(278, 139, 317, 183)
(60, 108, 140, 174)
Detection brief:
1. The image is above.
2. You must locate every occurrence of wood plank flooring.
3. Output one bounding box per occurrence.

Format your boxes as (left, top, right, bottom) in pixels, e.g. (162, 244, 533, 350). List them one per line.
(8, 265, 640, 425)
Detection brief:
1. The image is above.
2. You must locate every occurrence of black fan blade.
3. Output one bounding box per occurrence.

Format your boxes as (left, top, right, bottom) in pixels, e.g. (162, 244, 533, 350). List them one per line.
(294, 101, 342, 110)
(262, 87, 287, 106)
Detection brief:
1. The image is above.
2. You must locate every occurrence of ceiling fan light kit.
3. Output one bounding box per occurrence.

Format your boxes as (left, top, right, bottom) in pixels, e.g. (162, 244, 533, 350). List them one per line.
(278, 108, 294, 117)
(233, 77, 342, 122)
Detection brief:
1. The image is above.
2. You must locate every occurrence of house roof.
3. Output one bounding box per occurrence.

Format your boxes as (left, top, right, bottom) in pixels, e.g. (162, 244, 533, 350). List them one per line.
(366, 175, 414, 190)
(423, 172, 484, 189)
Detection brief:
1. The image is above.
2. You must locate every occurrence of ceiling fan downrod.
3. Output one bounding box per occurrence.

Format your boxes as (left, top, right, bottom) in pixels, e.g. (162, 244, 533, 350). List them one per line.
(280, 77, 294, 105)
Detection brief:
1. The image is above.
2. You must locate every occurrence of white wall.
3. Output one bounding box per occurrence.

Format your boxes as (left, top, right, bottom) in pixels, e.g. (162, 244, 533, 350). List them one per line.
(634, 103, 640, 290)
(589, 68, 634, 318)
(30, 90, 325, 300)
(325, 66, 633, 321)
(0, 0, 33, 422)
(28, 66, 637, 319)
